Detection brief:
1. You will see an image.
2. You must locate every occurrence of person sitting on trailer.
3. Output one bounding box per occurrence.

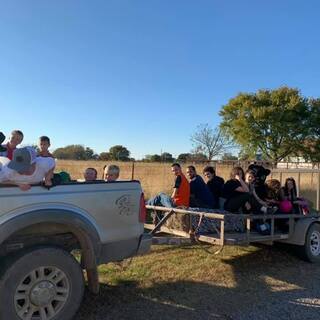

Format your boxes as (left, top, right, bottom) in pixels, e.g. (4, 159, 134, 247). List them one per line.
(247, 164, 270, 201)
(265, 179, 284, 207)
(222, 167, 251, 213)
(147, 163, 190, 208)
(223, 167, 276, 215)
(282, 177, 309, 214)
(245, 169, 270, 210)
(203, 166, 224, 209)
(186, 165, 214, 208)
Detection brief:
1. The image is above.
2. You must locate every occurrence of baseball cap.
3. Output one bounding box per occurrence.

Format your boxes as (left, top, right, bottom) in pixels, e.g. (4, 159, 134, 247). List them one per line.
(7, 147, 37, 172)
(0, 132, 6, 152)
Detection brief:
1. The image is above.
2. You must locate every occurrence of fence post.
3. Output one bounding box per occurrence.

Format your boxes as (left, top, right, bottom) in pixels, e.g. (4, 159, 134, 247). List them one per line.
(131, 161, 135, 180)
(317, 172, 320, 211)
(297, 172, 301, 197)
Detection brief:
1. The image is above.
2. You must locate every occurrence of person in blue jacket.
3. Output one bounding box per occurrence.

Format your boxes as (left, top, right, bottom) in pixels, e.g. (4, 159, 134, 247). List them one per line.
(186, 165, 214, 208)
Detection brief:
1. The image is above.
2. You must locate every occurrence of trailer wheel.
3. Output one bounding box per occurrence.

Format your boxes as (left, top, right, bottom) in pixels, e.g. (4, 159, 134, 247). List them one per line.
(297, 223, 320, 263)
(0, 247, 84, 320)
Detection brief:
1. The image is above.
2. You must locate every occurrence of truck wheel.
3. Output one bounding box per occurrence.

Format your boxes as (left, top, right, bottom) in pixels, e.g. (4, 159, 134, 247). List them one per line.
(0, 247, 84, 320)
(297, 223, 320, 263)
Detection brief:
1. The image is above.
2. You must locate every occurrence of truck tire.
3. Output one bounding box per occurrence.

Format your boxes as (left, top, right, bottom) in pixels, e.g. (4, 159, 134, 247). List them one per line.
(297, 223, 320, 263)
(0, 246, 84, 320)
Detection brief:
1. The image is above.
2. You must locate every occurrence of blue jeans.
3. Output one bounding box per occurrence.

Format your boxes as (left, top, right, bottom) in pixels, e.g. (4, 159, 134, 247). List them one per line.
(147, 192, 174, 208)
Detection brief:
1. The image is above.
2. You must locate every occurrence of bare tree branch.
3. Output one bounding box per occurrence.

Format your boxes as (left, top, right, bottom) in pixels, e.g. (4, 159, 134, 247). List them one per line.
(190, 124, 235, 160)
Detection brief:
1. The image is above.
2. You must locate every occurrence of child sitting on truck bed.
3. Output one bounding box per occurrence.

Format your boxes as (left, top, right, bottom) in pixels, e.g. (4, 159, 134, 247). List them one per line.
(84, 167, 97, 181)
(103, 164, 120, 182)
(0, 130, 24, 160)
(38, 136, 54, 158)
(0, 147, 55, 191)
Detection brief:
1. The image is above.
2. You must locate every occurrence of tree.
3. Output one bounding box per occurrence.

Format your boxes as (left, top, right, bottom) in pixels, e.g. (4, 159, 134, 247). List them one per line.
(108, 145, 130, 161)
(190, 124, 234, 161)
(300, 98, 320, 162)
(177, 153, 192, 163)
(222, 153, 238, 161)
(143, 154, 161, 162)
(53, 145, 95, 160)
(220, 87, 312, 164)
(99, 152, 111, 161)
(161, 152, 174, 162)
(189, 153, 208, 162)
(85, 147, 94, 160)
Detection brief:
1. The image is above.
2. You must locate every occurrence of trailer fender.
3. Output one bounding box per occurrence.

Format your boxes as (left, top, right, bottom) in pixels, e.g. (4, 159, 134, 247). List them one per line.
(278, 217, 320, 245)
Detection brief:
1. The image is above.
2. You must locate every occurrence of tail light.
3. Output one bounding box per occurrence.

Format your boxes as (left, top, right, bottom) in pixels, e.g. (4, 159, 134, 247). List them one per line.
(139, 193, 147, 223)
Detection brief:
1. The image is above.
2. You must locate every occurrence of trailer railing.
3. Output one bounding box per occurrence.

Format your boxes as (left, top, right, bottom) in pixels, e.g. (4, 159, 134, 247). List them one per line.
(145, 205, 320, 246)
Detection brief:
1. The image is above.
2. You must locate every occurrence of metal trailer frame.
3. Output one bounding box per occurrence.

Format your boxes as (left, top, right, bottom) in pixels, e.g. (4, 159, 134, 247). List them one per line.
(145, 205, 320, 249)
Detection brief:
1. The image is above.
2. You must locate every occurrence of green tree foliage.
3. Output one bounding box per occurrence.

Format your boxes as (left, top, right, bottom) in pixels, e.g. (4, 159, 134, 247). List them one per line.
(301, 98, 320, 162)
(222, 153, 238, 161)
(189, 153, 208, 162)
(143, 154, 162, 162)
(191, 124, 234, 161)
(220, 87, 312, 164)
(161, 152, 174, 162)
(108, 145, 130, 161)
(85, 147, 94, 159)
(177, 153, 192, 162)
(53, 145, 95, 160)
(99, 152, 111, 161)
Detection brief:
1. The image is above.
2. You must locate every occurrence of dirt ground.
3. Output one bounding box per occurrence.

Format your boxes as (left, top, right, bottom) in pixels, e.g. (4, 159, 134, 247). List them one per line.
(76, 244, 320, 320)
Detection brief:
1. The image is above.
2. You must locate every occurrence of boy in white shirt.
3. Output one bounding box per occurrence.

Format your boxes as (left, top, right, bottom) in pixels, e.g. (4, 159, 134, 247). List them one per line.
(0, 147, 55, 191)
(103, 165, 120, 182)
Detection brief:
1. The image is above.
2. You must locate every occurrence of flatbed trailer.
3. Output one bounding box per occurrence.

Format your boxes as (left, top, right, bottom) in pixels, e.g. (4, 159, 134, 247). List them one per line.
(145, 205, 320, 262)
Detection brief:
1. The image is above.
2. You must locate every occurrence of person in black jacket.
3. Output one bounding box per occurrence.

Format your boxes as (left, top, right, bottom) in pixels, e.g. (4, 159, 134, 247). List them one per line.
(203, 166, 224, 209)
(186, 165, 214, 208)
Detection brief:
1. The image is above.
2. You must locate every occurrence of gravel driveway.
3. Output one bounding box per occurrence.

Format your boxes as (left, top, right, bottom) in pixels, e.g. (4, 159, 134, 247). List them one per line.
(77, 245, 320, 320)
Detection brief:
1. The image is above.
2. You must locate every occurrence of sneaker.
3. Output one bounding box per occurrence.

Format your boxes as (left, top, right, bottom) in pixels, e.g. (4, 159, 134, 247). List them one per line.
(257, 222, 271, 235)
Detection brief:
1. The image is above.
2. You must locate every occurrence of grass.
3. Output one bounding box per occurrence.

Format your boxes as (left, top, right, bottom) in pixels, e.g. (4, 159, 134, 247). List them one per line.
(76, 244, 320, 319)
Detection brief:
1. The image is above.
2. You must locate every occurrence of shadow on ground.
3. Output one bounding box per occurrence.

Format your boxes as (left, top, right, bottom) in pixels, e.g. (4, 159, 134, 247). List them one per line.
(77, 245, 320, 320)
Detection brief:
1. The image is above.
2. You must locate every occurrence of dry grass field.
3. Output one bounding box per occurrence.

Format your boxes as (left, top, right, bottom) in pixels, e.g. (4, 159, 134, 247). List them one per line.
(56, 160, 319, 207)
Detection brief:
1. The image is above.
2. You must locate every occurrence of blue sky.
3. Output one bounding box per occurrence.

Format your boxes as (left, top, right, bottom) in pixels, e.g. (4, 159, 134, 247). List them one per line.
(0, 0, 319, 159)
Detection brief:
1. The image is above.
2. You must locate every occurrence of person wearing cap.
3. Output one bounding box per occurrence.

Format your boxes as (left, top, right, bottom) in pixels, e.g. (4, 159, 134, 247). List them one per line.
(0, 146, 55, 191)
(0, 130, 24, 160)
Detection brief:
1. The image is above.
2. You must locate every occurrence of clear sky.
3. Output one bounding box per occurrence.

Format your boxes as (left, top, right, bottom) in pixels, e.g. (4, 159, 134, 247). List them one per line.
(0, 0, 319, 159)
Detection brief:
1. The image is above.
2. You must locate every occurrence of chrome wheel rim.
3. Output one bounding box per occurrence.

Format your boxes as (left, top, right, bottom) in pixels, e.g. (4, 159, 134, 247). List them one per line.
(310, 230, 320, 256)
(14, 266, 69, 320)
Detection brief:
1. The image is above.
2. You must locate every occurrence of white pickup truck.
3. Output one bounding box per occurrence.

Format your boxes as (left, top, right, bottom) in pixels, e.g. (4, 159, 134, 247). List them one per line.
(0, 180, 151, 320)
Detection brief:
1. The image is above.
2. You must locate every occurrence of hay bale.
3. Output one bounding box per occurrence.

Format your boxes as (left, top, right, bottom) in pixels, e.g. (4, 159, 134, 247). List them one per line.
(165, 213, 191, 232)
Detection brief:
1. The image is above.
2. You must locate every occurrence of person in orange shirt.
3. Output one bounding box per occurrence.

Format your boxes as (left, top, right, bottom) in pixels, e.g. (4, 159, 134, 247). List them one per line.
(147, 163, 190, 208)
(171, 163, 190, 207)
